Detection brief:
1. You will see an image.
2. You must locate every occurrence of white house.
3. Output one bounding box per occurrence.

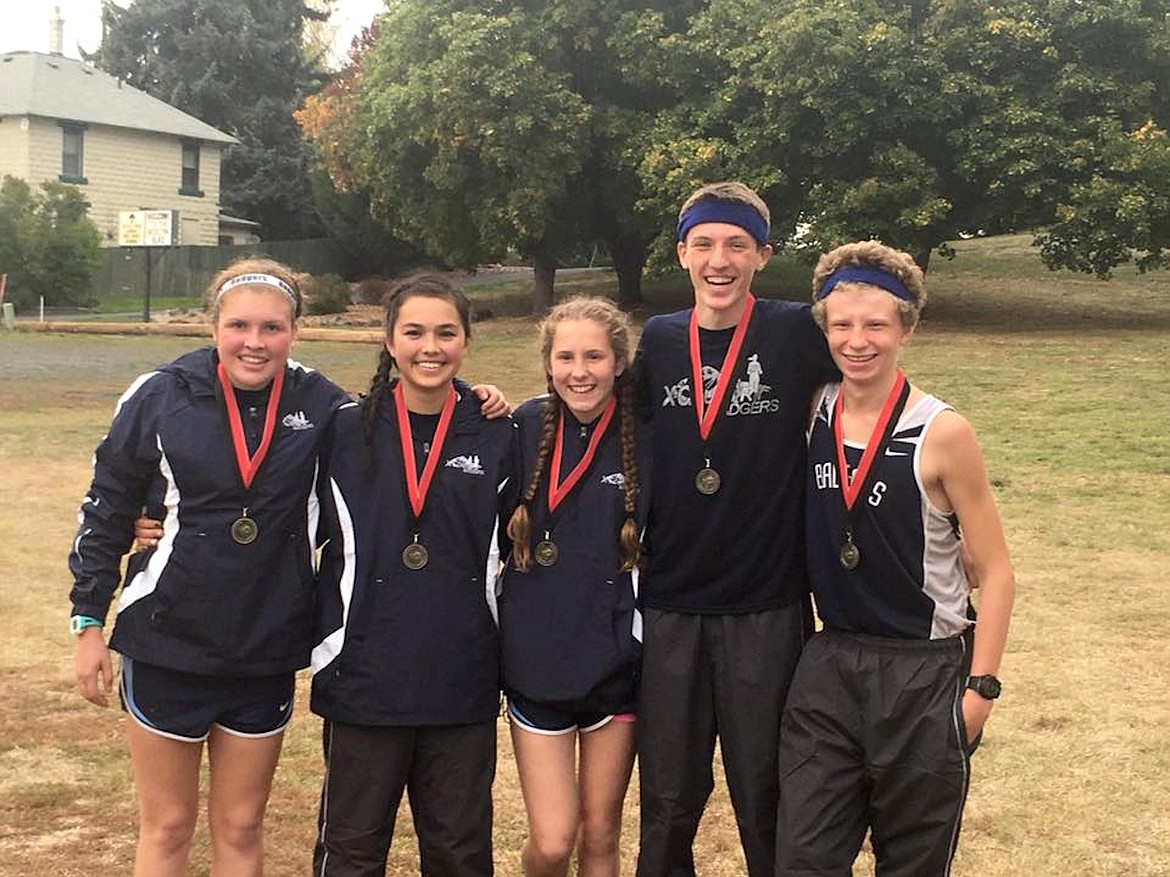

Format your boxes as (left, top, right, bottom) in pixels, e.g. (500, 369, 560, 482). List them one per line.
(0, 50, 241, 246)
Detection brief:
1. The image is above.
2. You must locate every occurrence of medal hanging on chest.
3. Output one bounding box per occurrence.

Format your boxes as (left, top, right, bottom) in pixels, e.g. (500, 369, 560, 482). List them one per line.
(694, 466, 721, 496)
(216, 363, 285, 545)
(832, 371, 910, 571)
(689, 295, 755, 495)
(402, 538, 429, 570)
(535, 398, 616, 566)
(534, 537, 560, 567)
(230, 516, 259, 545)
(838, 533, 861, 571)
(394, 383, 457, 571)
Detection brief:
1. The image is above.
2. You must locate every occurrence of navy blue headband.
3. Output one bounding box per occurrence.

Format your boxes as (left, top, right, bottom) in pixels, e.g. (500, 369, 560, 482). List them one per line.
(817, 266, 915, 302)
(677, 200, 770, 247)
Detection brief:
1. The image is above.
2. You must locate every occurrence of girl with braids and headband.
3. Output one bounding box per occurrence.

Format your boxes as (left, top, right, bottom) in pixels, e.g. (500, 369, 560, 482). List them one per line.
(310, 272, 515, 877)
(499, 296, 647, 877)
(69, 259, 353, 876)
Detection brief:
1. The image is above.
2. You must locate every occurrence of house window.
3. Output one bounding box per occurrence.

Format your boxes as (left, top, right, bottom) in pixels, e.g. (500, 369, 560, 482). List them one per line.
(60, 123, 86, 183)
(180, 141, 202, 196)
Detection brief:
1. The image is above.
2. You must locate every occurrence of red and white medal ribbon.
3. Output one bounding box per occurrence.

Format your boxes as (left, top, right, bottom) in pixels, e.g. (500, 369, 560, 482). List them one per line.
(393, 382, 457, 520)
(688, 294, 756, 442)
(216, 362, 285, 490)
(547, 397, 617, 515)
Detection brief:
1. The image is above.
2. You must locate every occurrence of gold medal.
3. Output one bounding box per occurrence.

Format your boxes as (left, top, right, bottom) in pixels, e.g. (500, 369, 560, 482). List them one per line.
(217, 363, 283, 550)
(695, 466, 721, 496)
(839, 537, 860, 570)
(231, 516, 259, 545)
(402, 541, 429, 570)
(535, 539, 559, 567)
(832, 372, 909, 575)
(394, 384, 455, 574)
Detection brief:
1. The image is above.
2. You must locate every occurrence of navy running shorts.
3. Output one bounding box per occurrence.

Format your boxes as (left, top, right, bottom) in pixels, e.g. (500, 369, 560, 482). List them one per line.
(507, 693, 634, 736)
(119, 657, 295, 742)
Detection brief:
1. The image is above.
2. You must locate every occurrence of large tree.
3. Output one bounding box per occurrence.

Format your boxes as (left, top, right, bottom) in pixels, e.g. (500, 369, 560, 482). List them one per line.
(641, 0, 1170, 274)
(91, 0, 327, 239)
(300, 0, 701, 310)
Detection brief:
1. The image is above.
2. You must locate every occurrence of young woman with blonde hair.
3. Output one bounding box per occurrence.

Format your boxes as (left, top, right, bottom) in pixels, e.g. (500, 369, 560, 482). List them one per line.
(501, 295, 646, 877)
(70, 258, 352, 876)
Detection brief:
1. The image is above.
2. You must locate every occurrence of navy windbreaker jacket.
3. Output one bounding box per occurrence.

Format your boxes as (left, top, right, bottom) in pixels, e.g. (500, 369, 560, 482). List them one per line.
(310, 380, 515, 726)
(497, 396, 647, 714)
(68, 347, 352, 676)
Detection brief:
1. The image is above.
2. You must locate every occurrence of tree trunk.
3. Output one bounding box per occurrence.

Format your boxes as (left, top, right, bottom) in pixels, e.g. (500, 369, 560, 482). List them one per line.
(913, 245, 932, 274)
(606, 234, 649, 308)
(532, 257, 556, 314)
(613, 248, 645, 308)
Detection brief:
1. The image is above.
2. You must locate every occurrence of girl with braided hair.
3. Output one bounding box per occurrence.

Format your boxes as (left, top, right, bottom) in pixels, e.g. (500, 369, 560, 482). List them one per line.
(309, 272, 515, 877)
(500, 296, 647, 877)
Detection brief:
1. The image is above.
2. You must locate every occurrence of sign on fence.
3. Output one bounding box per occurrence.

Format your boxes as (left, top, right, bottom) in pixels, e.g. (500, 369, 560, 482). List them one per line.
(118, 210, 179, 247)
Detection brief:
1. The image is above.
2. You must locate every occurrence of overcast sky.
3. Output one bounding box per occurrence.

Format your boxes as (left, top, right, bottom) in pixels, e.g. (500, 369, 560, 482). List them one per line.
(0, 0, 385, 66)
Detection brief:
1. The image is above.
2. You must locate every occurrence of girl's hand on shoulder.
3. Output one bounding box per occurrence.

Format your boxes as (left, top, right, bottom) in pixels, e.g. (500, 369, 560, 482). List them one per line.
(472, 383, 511, 419)
(74, 628, 113, 707)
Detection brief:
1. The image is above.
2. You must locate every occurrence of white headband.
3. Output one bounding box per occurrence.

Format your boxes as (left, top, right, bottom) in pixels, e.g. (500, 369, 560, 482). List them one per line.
(216, 272, 299, 305)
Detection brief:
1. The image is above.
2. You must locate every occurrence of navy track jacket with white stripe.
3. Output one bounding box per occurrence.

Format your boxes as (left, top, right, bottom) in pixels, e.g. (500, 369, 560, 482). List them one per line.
(310, 381, 515, 727)
(498, 396, 647, 713)
(68, 347, 352, 676)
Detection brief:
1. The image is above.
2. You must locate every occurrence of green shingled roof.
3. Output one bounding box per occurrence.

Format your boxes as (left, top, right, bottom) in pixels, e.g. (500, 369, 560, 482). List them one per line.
(0, 51, 237, 144)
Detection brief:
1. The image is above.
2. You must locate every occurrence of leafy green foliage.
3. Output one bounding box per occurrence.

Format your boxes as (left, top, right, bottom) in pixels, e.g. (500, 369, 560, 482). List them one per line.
(1037, 121, 1170, 277)
(90, 0, 328, 239)
(644, 0, 1170, 274)
(300, 0, 703, 310)
(0, 177, 102, 309)
(302, 0, 1170, 288)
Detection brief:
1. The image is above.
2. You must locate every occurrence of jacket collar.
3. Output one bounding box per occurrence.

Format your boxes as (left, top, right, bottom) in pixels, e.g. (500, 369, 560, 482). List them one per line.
(379, 378, 484, 435)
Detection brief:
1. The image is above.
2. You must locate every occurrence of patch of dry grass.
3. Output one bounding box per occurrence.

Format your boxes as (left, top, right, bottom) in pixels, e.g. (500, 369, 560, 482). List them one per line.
(1, 235, 1167, 875)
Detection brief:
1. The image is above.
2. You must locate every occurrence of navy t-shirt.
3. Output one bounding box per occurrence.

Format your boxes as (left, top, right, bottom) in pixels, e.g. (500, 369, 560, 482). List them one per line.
(635, 299, 837, 613)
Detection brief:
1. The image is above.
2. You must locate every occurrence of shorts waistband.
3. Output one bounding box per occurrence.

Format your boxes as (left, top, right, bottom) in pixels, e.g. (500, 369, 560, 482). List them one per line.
(819, 628, 971, 654)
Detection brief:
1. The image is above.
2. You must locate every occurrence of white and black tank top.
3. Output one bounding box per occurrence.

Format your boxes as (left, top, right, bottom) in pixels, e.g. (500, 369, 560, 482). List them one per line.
(806, 385, 972, 639)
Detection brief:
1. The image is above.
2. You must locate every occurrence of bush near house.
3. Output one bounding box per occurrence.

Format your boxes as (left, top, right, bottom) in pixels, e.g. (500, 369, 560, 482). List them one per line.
(350, 275, 393, 306)
(0, 176, 102, 310)
(301, 272, 352, 315)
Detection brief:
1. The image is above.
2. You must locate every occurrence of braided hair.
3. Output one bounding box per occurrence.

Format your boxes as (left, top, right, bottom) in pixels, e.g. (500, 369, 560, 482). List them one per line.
(614, 369, 642, 571)
(506, 296, 642, 572)
(506, 384, 562, 571)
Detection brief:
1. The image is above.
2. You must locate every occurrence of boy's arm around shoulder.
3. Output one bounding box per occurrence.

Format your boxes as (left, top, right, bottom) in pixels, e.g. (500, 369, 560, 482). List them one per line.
(69, 373, 168, 618)
(929, 409, 1016, 740)
(70, 372, 169, 707)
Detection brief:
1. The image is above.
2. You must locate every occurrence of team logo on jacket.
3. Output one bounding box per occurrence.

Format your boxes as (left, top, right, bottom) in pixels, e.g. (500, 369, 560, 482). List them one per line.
(600, 472, 625, 489)
(446, 454, 485, 476)
(660, 352, 779, 416)
(282, 411, 314, 430)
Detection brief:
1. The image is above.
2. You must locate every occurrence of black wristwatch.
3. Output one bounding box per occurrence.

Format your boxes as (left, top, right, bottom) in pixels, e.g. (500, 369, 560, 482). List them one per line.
(966, 674, 1002, 700)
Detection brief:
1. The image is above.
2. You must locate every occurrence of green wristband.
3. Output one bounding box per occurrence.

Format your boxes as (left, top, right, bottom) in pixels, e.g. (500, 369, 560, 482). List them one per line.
(69, 615, 103, 637)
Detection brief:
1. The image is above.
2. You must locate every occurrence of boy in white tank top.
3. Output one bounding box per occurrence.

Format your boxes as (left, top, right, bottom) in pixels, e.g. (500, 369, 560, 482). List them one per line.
(776, 241, 1016, 876)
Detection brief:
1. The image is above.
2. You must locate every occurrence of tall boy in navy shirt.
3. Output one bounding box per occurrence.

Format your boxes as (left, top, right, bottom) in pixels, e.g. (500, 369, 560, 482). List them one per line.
(634, 182, 837, 877)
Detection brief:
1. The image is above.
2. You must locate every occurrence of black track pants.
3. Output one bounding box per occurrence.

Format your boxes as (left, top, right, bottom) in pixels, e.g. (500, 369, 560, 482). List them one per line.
(314, 720, 497, 877)
(775, 630, 975, 877)
(636, 604, 810, 877)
